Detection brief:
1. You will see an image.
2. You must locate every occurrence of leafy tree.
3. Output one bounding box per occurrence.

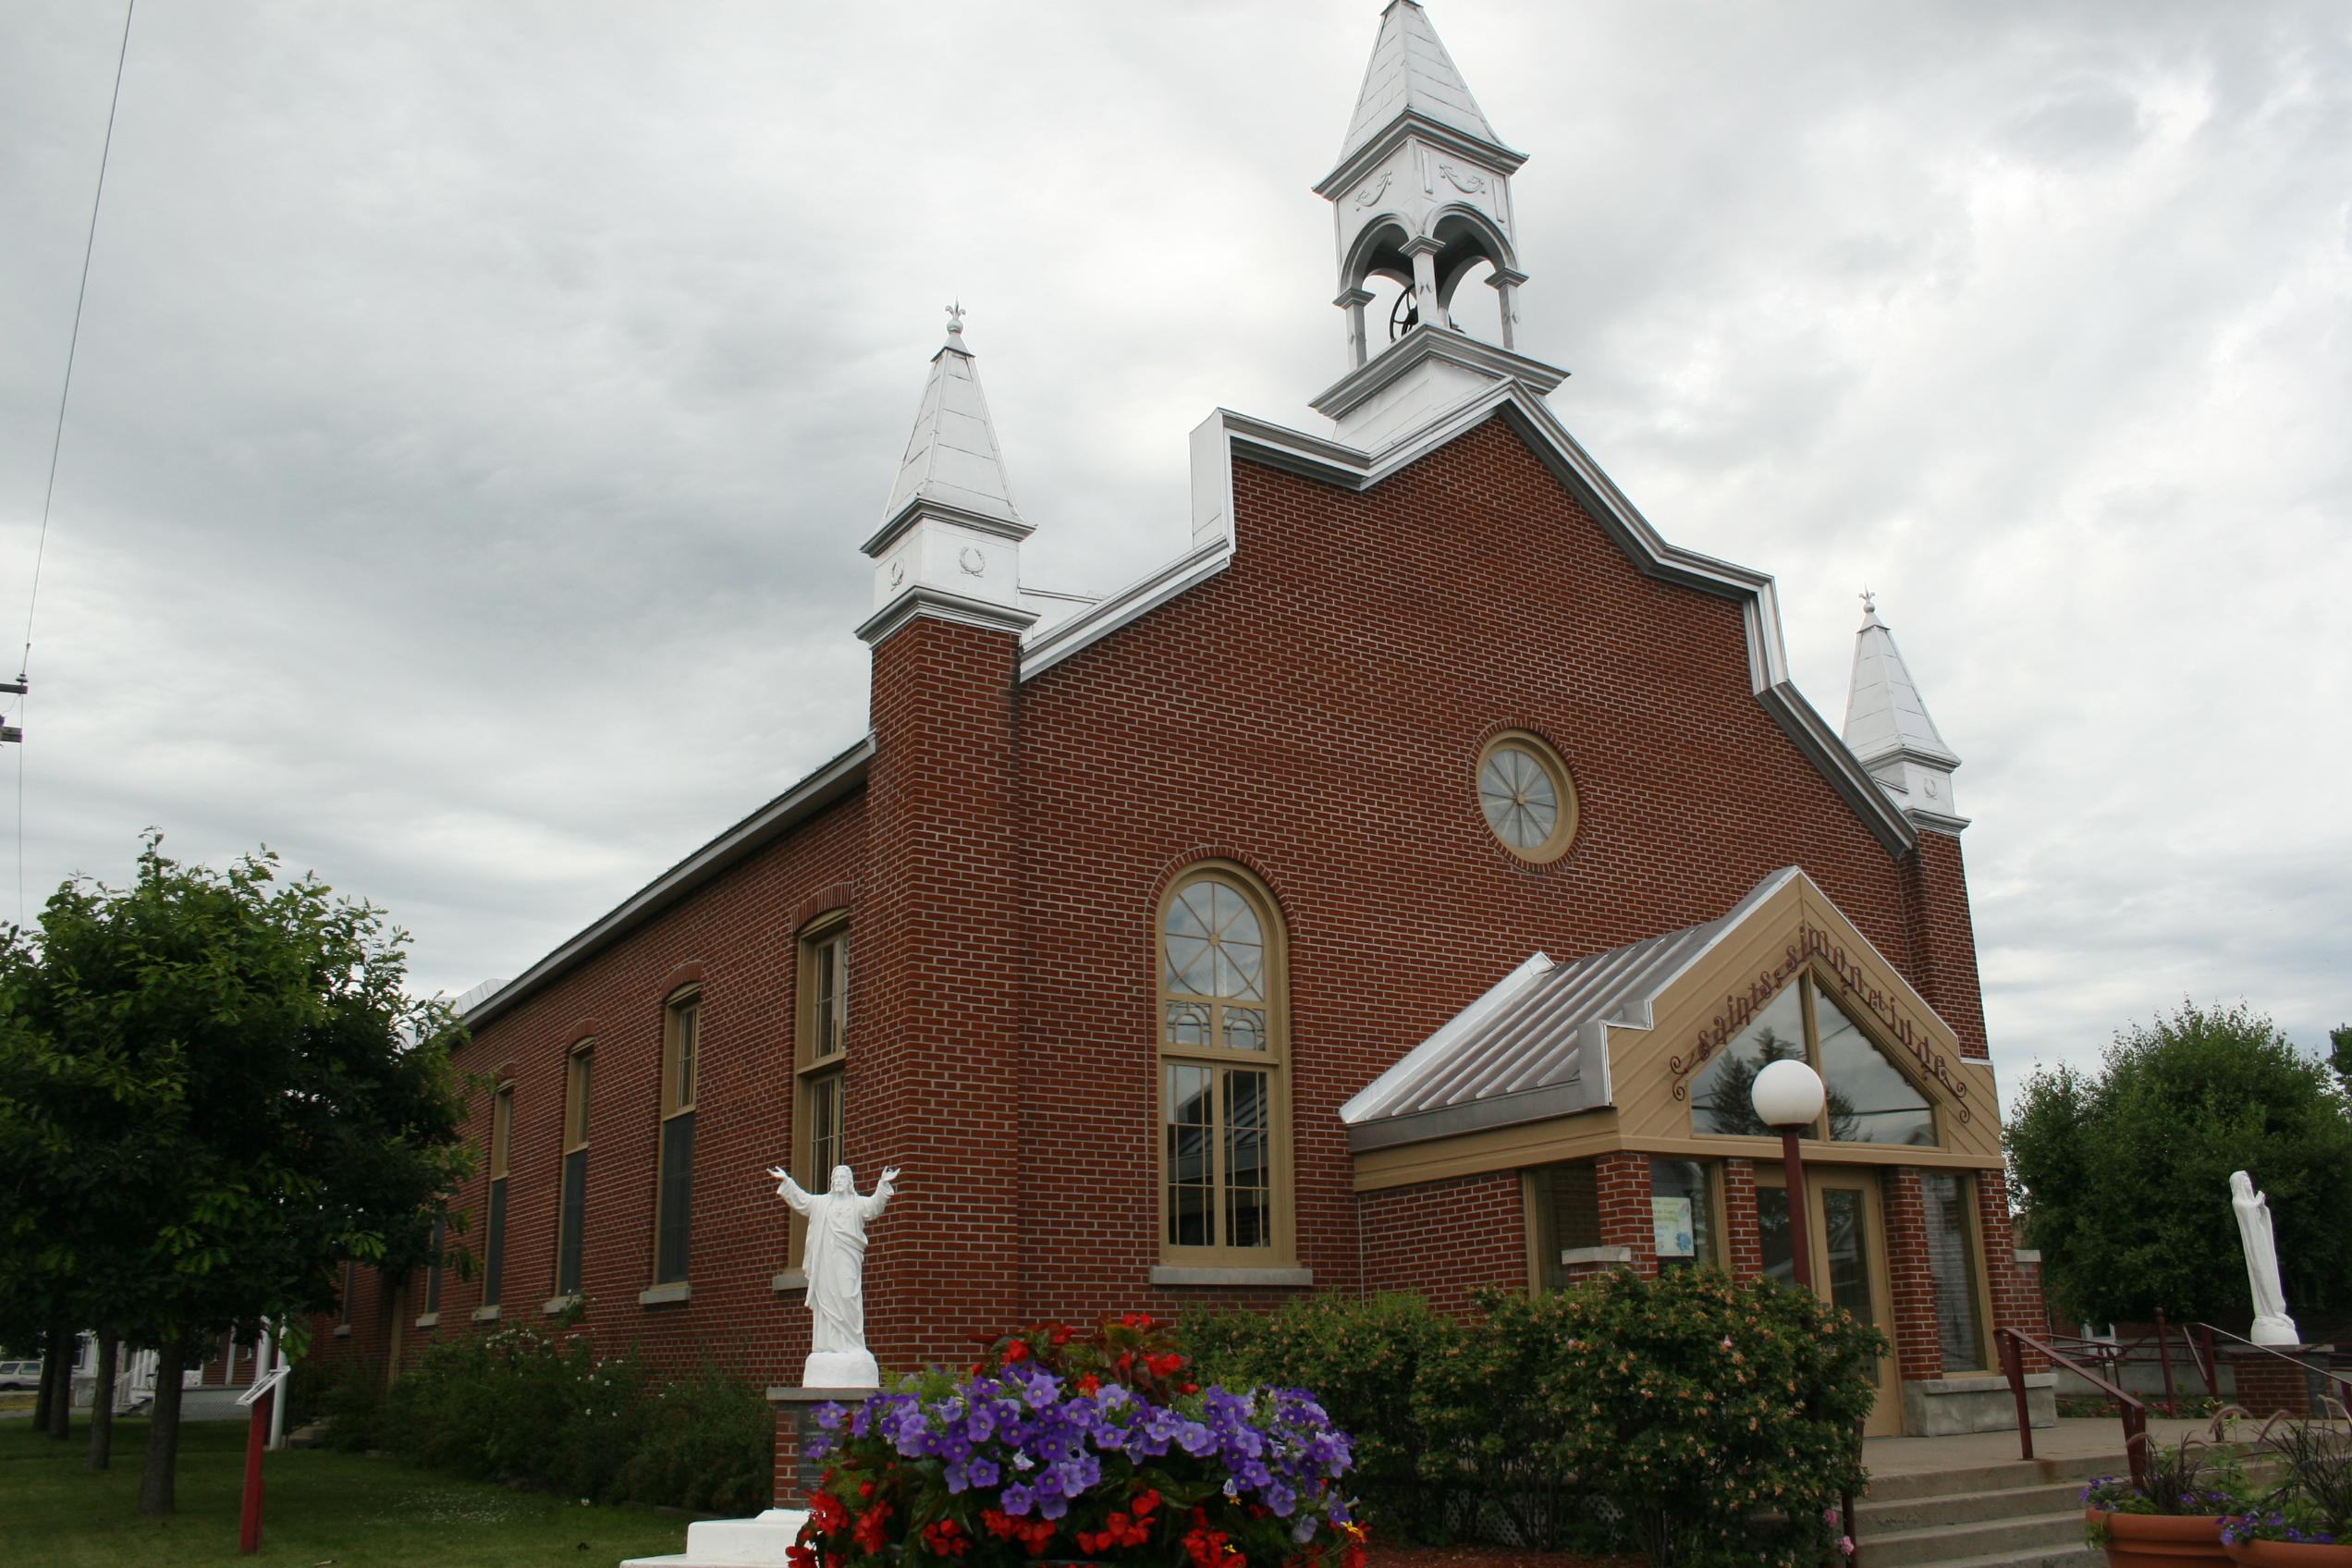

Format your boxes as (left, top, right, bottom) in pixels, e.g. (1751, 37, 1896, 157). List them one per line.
(0, 835, 473, 1514)
(2006, 1001, 2352, 1328)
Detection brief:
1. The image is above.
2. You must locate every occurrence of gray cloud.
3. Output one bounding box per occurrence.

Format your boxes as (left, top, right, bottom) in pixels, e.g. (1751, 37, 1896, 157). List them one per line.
(2, 1, 2345, 1112)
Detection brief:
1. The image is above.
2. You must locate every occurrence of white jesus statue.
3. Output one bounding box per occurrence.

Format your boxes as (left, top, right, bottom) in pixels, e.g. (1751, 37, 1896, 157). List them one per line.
(768, 1161, 899, 1387)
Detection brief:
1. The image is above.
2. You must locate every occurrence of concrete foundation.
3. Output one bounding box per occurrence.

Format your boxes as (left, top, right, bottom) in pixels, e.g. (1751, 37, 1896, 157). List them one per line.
(1902, 1372, 2057, 1436)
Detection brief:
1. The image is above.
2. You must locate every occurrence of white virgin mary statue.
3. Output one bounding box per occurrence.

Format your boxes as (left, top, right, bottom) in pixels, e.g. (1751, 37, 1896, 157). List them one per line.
(2229, 1170, 2300, 1348)
(769, 1162, 900, 1388)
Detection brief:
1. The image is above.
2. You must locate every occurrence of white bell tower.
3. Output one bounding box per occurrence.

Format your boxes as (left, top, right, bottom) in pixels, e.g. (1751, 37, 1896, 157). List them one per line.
(1309, 0, 1566, 450)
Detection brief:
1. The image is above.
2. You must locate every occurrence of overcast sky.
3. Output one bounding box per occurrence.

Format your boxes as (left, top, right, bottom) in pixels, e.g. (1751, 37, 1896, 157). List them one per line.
(3, 1, 2346, 1107)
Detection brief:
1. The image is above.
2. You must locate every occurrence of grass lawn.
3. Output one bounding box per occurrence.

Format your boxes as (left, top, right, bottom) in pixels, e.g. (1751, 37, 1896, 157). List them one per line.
(3, 1418, 700, 1568)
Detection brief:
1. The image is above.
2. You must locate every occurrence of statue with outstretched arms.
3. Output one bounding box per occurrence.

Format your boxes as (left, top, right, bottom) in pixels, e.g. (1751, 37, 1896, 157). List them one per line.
(766, 1162, 899, 1384)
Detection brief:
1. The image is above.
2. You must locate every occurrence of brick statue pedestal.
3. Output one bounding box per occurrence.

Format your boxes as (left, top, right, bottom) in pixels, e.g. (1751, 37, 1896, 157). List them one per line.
(2223, 1344, 2336, 1418)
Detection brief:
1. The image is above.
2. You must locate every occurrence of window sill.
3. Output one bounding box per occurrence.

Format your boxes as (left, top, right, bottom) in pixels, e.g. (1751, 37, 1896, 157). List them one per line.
(1149, 1266, 1314, 1288)
(472, 1306, 502, 1323)
(412, 1313, 441, 1329)
(772, 1269, 808, 1294)
(541, 1294, 580, 1317)
(638, 1282, 692, 1306)
(2014, 1249, 2042, 1264)
(1560, 1246, 1633, 1266)
(332, 1324, 351, 1338)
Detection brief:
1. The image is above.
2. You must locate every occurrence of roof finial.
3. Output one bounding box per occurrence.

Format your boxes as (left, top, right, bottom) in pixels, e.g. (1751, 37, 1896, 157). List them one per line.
(1859, 586, 1880, 627)
(946, 300, 967, 343)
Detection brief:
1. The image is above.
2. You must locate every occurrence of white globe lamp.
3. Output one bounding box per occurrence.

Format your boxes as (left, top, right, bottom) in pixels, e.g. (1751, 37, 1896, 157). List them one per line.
(1750, 1057, 1826, 1291)
(1750, 1059, 1826, 1130)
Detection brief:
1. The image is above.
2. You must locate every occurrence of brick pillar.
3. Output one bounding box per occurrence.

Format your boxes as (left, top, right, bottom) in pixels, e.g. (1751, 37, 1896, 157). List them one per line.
(2223, 1352, 2319, 1419)
(1899, 830, 1991, 1060)
(858, 612, 1027, 1374)
(1880, 1168, 1942, 1381)
(1722, 1158, 1761, 1280)
(1595, 1151, 1655, 1276)
(1974, 1170, 2047, 1372)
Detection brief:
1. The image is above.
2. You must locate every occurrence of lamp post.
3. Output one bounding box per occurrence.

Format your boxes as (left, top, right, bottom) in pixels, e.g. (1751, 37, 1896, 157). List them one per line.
(1751, 1059, 1828, 1292)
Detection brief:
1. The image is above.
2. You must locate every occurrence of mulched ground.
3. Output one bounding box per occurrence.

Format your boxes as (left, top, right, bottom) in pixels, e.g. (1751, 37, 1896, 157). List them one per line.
(1366, 1548, 1644, 1568)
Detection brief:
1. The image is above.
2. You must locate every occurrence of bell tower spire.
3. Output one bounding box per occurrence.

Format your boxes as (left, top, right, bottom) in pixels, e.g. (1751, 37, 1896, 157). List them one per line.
(1843, 592, 1966, 827)
(1308, 0, 1564, 449)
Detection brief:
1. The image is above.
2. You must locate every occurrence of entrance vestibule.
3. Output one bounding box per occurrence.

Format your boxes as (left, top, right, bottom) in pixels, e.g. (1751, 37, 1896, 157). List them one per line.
(1758, 1163, 1904, 1437)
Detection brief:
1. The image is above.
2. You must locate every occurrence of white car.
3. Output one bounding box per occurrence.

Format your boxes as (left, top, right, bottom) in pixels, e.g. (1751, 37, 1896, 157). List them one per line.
(0, 1359, 45, 1390)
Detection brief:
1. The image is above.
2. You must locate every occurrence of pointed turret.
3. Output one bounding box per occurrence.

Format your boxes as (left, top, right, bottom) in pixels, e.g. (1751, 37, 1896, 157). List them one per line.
(1338, 0, 1503, 164)
(1309, 1, 1563, 450)
(1843, 594, 1965, 825)
(856, 311, 1038, 648)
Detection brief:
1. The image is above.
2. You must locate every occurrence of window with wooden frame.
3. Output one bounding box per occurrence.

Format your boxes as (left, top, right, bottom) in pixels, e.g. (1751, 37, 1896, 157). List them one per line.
(793, 917, 851, 1264)
(483, 1085, 511, 1308)
(1158, 864, 1293, 1265)
(1686, 974, 1937, 1146)
(424, 1215, 446, 1316)
(654, 989, 699, 1285)
(556, 1041, 593, 1298)
(1917, 1170, 1989, 1373)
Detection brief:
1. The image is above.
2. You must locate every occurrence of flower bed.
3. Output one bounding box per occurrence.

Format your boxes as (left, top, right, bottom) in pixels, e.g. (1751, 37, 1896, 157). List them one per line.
(791, 1315, 1366, 1568)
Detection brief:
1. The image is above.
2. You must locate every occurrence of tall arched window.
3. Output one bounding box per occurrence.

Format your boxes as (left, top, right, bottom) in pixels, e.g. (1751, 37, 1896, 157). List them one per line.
(1158, 865, 1292, 1264)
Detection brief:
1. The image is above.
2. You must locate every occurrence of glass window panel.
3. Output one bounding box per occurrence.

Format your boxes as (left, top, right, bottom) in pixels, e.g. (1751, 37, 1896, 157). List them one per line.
(675, 1003, 698, 1109)
(1222, 1006, 1267, 1052)
(484, 1176, 507, 1306)
(1817, 989, 1935, 1145)
(814, 937, 847, 1059)
(1757, 1186, 1795, 1289)
(656, 1110, 694, 1283)
(1165, 1001, 1211, 1048)
(557, 1147, 588, 1294)
(1168, 880, 1264, 1001)
(568, 1048, 594, 1149)
(1921, 1172, 1986, 1371)
(1166, 1064, 1215, 1247)
(1821, 1188, 1876, 1324)
(426, 1217, 446, 1313)
(807, 1075, 842, 1184)
(1480, 748, 1559, 849)
(1535, 1163, 1601, 1291)
(1688, 986, 1809, 1136)
(1224, 1069, 1271, 1249)
(1648, 1158, 1716, 1269)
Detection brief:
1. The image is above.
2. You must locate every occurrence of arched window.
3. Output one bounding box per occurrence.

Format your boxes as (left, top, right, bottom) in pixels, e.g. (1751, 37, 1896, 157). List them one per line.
(1158, 866, 1292, 1263)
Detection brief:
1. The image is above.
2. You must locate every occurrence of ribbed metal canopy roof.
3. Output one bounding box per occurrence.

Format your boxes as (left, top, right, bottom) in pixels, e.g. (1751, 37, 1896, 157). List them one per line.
(1341, 868, 1802, 1152)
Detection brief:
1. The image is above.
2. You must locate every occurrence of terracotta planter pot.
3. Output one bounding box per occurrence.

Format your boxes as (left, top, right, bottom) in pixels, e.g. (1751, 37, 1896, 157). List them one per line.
(2089, 1510, 2233, 1568)
(2224, 1541, 2352, 1568)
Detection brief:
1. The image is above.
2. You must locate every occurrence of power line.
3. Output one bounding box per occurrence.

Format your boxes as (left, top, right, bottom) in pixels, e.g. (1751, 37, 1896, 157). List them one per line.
(17, 0, 136, 924)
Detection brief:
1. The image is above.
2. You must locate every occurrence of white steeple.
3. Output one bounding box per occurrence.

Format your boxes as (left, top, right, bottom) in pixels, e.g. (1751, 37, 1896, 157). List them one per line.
(857, 309, 1038, 647)
(1309, 0, 1564, 450)
(1843, 593, 1965, 827)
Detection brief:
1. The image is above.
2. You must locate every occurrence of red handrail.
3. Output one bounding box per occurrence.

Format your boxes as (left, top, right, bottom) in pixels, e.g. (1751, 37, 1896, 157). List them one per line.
(2193, 1322, 2352, 1414)
(1998, 1327, 2150, 1491)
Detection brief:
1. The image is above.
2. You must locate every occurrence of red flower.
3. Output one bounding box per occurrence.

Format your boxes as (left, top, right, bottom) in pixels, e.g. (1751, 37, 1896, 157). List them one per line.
(921, 1519, 973, 1558)
(1182, 1525, 1243, 1568)
(858, 1481, 876, 1501)
(1049, 1326, 1074, 1346)
(1003, 1341, 1030, 1364)
(1076, 1373, 1102, 1396)
(1147, 1352, 1186, 1378)
(808, 1492, 849, 1534)
(1178, 1382, 1200, 1395)
(786, 1548, 815, 1568)
(1133, 1489, 1161, 1519)
(852, 1501, 894, 1556)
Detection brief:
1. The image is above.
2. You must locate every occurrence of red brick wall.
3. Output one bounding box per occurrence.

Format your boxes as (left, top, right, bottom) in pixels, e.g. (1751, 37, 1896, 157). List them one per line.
(1358, 1172, 1527, 1316)
(1880, 1167, 1942, 1380)
(1977, 1170, 2048, 1372)
(1594, 1151, 1656, 1276)
(1902, 831, 1990, 1060)
(1722, 1159, 1762, 1281)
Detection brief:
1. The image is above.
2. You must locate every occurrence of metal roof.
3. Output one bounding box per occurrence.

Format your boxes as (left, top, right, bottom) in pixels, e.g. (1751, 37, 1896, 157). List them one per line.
(1340, 867, 1804, 1153)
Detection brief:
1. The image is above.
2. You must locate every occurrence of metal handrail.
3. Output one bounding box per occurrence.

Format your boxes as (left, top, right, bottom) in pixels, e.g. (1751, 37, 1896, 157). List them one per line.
(2194, 1322, 2352, 1410)
(1999, 1327, 2150, 1491)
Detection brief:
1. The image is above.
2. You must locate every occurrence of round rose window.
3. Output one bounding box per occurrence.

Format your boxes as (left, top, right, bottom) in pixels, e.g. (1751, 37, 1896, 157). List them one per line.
(1476, 733, 1578, 863)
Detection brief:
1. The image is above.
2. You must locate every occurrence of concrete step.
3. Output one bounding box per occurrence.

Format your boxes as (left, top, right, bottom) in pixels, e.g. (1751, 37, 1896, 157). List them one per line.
(1863, 1454, 2120, 1503)
(1881, 1547, 2104, 1568)
(1857, 1480, 2088, 1535)
(1853, 1509, 2088, 1568)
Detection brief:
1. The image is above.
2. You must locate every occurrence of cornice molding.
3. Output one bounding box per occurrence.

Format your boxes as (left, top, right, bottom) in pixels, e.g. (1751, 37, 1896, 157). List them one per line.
(1308, 324, 1566, 422)
(862, 497, 1035, 559)
(1018, 537, 1232, 683)
(856, 584, 1039, 648)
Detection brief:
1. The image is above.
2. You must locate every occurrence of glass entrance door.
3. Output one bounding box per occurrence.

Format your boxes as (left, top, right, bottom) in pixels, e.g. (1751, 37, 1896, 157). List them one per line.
(1757, 1166, 1902, 1437)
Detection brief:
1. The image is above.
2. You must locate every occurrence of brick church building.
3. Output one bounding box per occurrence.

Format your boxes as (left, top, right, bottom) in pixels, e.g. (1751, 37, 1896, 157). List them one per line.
(323, 0, 2046, 1447)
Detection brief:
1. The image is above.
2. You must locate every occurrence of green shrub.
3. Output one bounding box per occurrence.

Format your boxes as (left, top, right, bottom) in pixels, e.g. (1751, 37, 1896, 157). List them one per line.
(1185, 1292, 1452, 1541)
(614, 1363, 776, 1517)
(304, 1356, 389, 1452)
(380, 1321, 648, 1500)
